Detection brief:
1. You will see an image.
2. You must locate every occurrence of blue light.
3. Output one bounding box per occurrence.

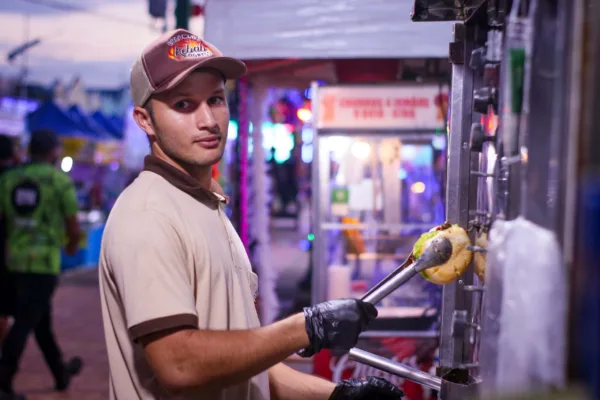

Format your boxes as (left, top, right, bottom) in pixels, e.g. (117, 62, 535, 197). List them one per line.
(432, 135, 446, 150)
(228, 120, 238, 141)
(398, 168, 408, 180)
(302, 144, 313, 163)
(304, 88, 312, 100)
(301, 127, 314, 143)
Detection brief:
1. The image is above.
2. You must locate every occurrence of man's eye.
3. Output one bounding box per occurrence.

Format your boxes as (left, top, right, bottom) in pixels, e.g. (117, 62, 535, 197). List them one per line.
(174, 100, 192, 109)
(208, 96, 225, 106)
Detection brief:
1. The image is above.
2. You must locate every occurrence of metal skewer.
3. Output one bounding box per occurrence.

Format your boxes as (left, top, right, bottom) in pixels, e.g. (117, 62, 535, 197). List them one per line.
(361, 235, 453, 304)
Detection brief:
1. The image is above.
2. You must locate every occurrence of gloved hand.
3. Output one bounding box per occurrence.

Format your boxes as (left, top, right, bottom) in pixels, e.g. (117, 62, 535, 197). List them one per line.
(329, 376, 404, 400)
(298, 299, 377, 357)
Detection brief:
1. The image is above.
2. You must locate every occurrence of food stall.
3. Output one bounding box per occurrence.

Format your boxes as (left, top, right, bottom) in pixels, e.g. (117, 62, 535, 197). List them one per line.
(205, 0, 455, 330)
(329, 1, 599, 399)
(308, 82, 448, 398)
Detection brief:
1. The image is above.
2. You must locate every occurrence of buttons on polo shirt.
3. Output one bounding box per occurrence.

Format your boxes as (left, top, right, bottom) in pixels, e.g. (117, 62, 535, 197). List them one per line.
(216, 206, 237, 267)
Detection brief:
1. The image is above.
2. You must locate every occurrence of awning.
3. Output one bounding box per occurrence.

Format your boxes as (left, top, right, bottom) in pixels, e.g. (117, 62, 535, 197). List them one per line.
(204, 0, 454, 60)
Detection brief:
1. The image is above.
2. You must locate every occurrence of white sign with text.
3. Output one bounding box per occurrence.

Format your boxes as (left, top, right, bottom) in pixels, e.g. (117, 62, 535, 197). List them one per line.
(315, 85, 449, 130)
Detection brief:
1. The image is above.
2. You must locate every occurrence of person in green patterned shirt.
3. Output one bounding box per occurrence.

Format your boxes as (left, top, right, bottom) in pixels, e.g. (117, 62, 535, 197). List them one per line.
(0, 130, 84, 400)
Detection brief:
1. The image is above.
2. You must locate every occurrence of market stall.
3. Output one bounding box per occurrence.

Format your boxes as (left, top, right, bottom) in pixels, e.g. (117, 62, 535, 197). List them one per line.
(205, 0, 454, 332)
(308, 82, 448, 398)
(26, 100, 126, 270)
(330, 1, 597, 400)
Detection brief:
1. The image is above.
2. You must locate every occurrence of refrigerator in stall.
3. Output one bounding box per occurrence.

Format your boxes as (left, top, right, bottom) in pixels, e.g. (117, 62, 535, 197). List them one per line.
(310, 82, 449, 400)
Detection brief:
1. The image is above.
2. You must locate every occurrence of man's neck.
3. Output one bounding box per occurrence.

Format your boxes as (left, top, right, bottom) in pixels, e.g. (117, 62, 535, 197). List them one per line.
(151, 150, 212, 190)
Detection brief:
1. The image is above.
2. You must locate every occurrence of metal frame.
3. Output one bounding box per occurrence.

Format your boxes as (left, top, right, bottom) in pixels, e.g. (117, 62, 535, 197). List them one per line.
(438, 21, 479, 372)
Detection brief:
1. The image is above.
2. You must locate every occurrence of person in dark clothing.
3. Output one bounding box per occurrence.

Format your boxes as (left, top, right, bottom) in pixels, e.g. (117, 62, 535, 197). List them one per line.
(0, 135, 17, 346)
(0, 131, 84, 400)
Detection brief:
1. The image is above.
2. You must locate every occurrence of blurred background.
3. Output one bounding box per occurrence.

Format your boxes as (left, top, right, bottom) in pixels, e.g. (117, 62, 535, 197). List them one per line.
(0, 1, 453, 398)
(1, 0, 599, 399)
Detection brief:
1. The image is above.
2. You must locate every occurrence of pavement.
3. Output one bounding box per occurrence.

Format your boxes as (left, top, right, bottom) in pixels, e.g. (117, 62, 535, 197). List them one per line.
(8, 226, 308, 399)
(11, 268, 108, 399)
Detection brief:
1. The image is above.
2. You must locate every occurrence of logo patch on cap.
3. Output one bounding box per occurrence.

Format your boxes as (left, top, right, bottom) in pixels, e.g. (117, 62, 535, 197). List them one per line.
(167, 33, 213, 61)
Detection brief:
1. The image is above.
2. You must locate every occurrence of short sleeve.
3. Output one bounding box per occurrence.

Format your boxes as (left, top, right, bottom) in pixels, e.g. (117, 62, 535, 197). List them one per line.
(56, 173, 79, 217)
(106, 209, 198, 342)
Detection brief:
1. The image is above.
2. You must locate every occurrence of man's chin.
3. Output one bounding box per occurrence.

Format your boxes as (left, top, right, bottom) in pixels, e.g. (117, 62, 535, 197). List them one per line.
(188, 155, 224, 168)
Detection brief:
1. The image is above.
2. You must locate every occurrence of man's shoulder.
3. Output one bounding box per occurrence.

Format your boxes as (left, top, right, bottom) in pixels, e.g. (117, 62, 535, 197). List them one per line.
(3, 164, 69, 183)
(106, 171, 184, 229)
(48, 167, 74, 186)
(114, 171, 182, 208)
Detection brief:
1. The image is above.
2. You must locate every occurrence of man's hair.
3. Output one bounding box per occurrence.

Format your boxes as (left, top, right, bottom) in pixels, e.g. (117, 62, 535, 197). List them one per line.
(0, 134, 14, 161)
(143, 100, 155, 146)
(29, 129, 59, 158)
(144, 100, 155, 123)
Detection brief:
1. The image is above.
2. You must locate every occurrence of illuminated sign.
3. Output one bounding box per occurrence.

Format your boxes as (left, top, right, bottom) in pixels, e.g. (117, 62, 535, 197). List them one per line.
(315, 85, 449, 130)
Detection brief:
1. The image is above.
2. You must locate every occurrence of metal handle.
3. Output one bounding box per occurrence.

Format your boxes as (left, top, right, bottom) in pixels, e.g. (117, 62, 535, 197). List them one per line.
(361, 236, 453, 304)
(348, 348, 442, 391)
(361, 263, 418, 304)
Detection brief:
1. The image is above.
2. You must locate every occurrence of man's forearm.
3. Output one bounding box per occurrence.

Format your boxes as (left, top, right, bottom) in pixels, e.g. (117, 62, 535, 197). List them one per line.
(269, 363, 336, 400)
(144, 313, 310, 392)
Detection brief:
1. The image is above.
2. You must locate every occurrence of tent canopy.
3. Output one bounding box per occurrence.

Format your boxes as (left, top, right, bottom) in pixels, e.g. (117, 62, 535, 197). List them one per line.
(68, 105, 114, 141)
(27, 101, 86, 137)
(92, 111, 124, 140)
(204, 0, 454, 61)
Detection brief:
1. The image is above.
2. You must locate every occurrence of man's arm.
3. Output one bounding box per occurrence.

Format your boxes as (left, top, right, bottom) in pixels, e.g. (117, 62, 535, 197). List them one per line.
(268, 362, 336, 400)
(141, 314, 310, 393)
(64, 215, 81, 256)
(108, 209, 377, 396)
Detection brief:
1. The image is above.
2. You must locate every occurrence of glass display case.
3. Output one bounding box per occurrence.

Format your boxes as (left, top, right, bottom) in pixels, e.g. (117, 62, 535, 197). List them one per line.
(309, 82, 450, 398)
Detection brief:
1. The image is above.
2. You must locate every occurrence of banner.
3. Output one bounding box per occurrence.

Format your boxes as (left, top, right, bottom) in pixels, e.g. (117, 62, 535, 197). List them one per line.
(313, 336, 439, 400)
(60, 137, 94, 161)
(95, 141, 124, 165)
(315, 85, 449, 130)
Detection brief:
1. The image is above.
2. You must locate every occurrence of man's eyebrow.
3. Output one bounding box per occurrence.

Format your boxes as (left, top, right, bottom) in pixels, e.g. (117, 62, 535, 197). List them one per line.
(170, 87, 225, 97)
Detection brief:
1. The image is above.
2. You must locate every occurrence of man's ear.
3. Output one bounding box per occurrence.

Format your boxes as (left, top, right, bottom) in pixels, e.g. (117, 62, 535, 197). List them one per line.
(133, 105, 156, 139)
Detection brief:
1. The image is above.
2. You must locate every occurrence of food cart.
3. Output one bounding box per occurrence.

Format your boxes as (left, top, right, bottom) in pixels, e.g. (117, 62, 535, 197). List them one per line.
(338, 0, 599, 399)
(309, 82, 449, 398)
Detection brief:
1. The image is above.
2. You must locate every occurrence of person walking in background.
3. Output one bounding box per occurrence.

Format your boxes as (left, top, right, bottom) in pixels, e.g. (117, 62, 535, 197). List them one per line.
(0, 135, 18, 347)
(0, 130, 84, 400)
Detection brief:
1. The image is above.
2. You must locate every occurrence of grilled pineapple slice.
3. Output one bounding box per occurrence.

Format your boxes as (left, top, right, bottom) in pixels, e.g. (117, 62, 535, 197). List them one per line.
(413, 224, 473, 285)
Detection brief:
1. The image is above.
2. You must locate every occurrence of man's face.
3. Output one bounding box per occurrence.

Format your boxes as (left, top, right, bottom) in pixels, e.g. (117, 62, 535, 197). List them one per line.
(137, 69, 229, 169)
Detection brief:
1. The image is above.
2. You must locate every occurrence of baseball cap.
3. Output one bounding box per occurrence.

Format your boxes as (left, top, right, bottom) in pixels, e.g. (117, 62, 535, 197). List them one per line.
(130, 29, 247, 107)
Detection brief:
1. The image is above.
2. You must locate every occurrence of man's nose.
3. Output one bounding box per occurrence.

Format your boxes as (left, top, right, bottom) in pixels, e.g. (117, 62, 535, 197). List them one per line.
(196, 103, 218, 131)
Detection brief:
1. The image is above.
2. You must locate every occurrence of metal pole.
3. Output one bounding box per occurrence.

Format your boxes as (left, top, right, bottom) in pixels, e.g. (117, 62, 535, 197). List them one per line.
(20, 13, 29, 100)
(439, 21, 477, 372)
(310, 81, 327, 306)
(238, 77, 250, 254)
(175, 0, 190, 29)
(349, 348, 442, 392)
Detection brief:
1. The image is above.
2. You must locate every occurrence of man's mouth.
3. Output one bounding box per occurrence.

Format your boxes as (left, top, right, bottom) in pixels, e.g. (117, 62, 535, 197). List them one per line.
(194, 135, 221, 149)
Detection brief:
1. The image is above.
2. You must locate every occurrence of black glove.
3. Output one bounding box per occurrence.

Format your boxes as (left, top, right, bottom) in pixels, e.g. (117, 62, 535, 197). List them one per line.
(298, 299, 377, 357)
(329, 377, 404, 400)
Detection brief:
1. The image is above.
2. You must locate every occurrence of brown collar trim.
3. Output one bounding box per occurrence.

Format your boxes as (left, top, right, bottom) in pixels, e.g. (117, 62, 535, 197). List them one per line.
(143, 155, 229, 208)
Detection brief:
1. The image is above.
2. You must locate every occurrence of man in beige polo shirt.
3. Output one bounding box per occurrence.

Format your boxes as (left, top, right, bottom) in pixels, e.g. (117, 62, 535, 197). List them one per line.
(99, 29, 404, 400)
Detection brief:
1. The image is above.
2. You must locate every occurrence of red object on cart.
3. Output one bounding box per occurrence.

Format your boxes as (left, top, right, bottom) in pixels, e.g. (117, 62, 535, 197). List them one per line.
(313, 337, 437, 400)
